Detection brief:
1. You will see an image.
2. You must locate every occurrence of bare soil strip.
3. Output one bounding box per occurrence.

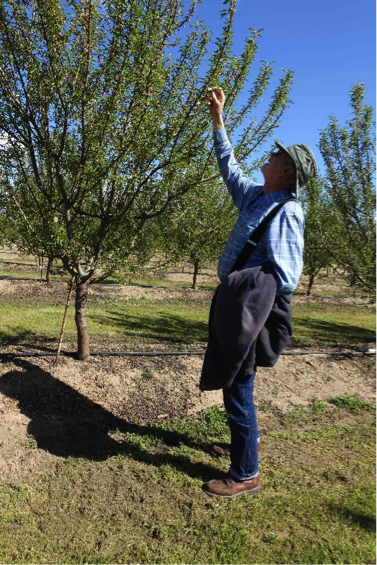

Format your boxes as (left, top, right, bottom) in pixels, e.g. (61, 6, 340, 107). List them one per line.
(0, 351, 374, 485)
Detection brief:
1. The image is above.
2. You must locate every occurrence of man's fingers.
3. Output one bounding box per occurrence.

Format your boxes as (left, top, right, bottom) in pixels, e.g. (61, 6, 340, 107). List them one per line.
(207, 87, 223, 96)
(211, 91, 219, 103)
(213, 87, 224, 99)
(207, 88, 226, 106)
(207, 86, 225, 115)
(207, 89, 220, 104)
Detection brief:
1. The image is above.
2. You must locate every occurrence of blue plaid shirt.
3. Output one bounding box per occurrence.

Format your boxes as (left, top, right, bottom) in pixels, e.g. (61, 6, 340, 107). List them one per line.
(215, 128, 304, 294)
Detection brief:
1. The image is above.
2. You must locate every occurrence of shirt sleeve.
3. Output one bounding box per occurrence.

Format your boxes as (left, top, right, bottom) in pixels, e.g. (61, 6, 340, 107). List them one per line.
(214, 128, 261, 213)
(265, 207, 305, 293)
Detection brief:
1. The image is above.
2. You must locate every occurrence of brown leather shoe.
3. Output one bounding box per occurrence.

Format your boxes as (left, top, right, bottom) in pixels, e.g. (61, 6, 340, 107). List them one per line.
(211, 442, 262, 463)
(203, 474, 260, 499)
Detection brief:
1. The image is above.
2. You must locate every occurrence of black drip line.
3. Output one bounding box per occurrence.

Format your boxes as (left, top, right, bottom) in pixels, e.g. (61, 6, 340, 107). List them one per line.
(0, 349, 375, 359)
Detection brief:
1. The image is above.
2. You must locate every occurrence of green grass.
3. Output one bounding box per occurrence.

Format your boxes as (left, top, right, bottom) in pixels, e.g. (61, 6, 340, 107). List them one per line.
(328, 394, 375, 412)
(0, 402, 375, 564)
(0, 297, 210, 346)
(292, 303, 375, 346)
(0, 260, 375, 348)
(282, 397, 375, 427)
(88, 298, 209, 344)
(0, 259, 70, 282)
(124, 274, 217, 291)
(0, 290, 375, 348)
(0, 257, 38, 267)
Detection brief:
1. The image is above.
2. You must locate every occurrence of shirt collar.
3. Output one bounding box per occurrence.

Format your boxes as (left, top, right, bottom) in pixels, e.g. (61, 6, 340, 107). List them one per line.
(258, 189, 295, 205)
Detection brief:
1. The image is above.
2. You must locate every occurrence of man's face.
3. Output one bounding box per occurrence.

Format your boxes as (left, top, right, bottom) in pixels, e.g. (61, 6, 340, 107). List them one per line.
(261, 149, 294, 182)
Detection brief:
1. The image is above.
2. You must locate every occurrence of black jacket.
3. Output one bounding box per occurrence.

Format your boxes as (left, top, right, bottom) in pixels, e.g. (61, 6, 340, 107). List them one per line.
(199, 266, 293, 391)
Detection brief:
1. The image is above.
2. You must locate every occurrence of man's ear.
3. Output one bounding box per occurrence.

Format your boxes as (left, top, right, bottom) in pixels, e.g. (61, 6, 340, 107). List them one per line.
(282, 166, 295, 179)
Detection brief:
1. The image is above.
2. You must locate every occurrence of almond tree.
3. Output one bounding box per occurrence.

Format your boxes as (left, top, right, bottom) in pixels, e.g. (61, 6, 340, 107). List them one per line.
(301, 178, 331, 296)
(319, 84, 376, 294)
(0, 0, 293, 358)
(156, 179, 237, 290)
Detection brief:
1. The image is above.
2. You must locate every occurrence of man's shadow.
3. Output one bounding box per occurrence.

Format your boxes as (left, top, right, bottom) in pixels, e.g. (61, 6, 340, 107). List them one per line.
(0, 359, 221, 480)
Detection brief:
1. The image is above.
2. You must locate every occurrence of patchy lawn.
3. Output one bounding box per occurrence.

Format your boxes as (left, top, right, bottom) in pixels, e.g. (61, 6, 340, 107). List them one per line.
(0, 402, 375, 564)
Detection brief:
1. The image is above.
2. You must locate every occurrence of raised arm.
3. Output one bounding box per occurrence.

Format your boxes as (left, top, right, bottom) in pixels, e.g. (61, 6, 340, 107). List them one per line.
(207, 88, 261, 212)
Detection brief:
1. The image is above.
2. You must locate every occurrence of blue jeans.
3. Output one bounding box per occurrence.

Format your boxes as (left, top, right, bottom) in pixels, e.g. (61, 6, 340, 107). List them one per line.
(223, 372, 259, 480)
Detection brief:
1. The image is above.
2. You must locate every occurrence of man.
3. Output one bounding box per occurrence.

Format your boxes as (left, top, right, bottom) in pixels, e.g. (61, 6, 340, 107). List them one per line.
(203, 87, 318, 499)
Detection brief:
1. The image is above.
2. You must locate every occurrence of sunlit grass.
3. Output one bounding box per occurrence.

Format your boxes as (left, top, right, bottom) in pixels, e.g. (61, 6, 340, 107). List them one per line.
(0, 298, 210, 346)
(0, 291, 375, 348)
(0, 403, 374, 564)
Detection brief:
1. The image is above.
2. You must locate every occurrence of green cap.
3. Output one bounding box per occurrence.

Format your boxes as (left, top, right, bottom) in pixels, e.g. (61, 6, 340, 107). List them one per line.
(275, 141, 318, 196)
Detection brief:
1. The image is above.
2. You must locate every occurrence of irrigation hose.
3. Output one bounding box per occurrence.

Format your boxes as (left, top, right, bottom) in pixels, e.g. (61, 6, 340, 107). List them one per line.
(0, 349, 375, 359)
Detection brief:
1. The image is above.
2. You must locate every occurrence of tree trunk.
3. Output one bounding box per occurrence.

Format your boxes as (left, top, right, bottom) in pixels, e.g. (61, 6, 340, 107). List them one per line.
(192, 259, 199, 290)
(306, 274, 315, 296)
(75, 283, 90, 359)
(46, 256, 53, 283)
(38, 255, 43, 281)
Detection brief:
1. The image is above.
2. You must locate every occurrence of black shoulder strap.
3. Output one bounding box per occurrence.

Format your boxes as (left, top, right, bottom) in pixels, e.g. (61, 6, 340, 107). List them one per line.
(230, 197, 297, 273)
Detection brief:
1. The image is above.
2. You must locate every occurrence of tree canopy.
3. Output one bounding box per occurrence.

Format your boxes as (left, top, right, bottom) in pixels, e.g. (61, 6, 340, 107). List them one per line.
(318, 83, 376, 294)
(156, 179, 237, 289)
(0, 0, 294, 356)
(301, 178, 332, 296)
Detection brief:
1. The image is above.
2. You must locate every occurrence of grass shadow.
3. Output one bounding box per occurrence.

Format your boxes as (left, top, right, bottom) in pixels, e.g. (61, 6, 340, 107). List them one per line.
(326, 503, 376, 532)
(90, 310, 209, 343)
(292, 316, 376, 345)
(0, 331, 57, 346)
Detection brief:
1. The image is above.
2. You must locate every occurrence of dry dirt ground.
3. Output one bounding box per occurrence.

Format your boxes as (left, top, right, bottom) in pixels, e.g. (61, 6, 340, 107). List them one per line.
(0, 269, 375, 486)
(1, 346, 375, 487)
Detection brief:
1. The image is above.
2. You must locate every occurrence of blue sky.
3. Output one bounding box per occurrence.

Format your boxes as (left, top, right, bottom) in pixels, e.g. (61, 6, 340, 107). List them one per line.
(191, 0, 376, 182)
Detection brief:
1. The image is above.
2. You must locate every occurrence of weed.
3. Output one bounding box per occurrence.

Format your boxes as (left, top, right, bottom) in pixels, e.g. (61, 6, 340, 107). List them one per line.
(282, 405, 304, 422)
(282, 399, 333, 425)
(63, 457, 80, 467)
(24, 434, 37, 449)
(329, 394, 375, 413)
(310, 399, 330, 414)
(142, 369, 154, 380)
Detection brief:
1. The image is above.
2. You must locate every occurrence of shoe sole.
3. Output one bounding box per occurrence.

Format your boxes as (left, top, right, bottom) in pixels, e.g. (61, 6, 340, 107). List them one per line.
(203, 485, 261, 499)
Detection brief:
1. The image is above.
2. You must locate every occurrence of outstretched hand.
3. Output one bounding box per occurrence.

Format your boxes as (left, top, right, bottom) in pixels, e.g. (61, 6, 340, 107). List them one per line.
(207, 87, 226, 118)
(207, 87, 225, 130)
